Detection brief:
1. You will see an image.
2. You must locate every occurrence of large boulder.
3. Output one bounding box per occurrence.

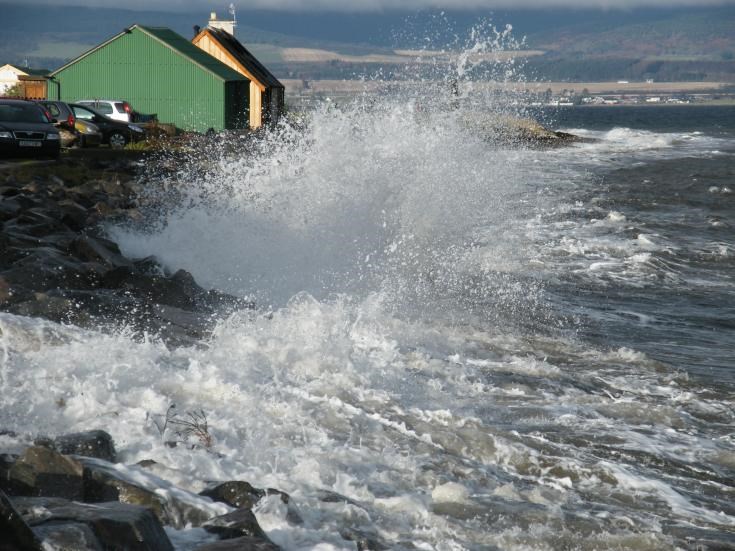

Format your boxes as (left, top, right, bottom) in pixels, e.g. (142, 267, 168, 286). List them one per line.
(53, 430, 117, 463)
(80, 457, 224, 528)
(200, 481, 302, 525)
(202, 508, 271, 541)
(1, 446, 84, 500)
(68, 235, 132, 269)
(0, 489, 43, 551)
(199, 481, 265, 510)
(15, 497, 174, 551)
(32, 521, 103, 551)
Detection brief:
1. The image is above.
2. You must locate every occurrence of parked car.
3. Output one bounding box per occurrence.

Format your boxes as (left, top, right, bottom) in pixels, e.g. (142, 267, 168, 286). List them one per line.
(37, 100, 102, 148)
(0, 99, 60, 158)
(69, 103, 145, 149)
(76, 100, 132, 122)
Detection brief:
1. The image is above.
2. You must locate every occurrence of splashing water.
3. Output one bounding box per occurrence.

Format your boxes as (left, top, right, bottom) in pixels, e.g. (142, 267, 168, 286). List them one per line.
(2, 20, 734, 551)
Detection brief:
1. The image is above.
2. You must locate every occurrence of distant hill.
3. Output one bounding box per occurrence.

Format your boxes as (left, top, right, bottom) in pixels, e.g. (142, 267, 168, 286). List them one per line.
(0, 3, 733, 83)
(528, 9, 735, 58)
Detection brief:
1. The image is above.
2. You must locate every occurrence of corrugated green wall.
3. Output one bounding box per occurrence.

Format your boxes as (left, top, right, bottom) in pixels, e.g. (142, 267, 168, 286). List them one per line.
(51, 28, 246, 132)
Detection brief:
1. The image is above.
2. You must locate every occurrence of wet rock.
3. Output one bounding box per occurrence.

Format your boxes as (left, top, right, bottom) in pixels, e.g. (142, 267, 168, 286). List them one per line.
(0, 276, 12, 304)
(100, 268, 198, 310)
(1, 249, 93, 292)
(0, 157, 253, 345)
(340, 527, 390, 551)
(194, 536, 280, 551)
(0, 197, 23, 220)
(16, 497, 174, 551)
(316, 489, 364, 508)
(69, 236, 132, 269)
(200, 481, 266, 510)
(54, 430, 117, 463)
(81, 459, 214, 528)
(202, 508, 272, 542)
(200, 482, 301, 525)
(2, 446, 84, 500)
(11, 294, 82, 326)
(0, 489, 43, 551)
(57, 200, 88, 231)
(32, 521, 103, 550)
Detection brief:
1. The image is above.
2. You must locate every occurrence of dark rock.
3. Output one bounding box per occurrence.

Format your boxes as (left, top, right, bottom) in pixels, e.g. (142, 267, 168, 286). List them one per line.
(57, 200, 88, 231)
(37, 231, 77, 251)
(1, 249, 93, 292)
(194, 536, 280, 551)
(17, 497, 174, 551)
(5, 209, 69, 237)
(198, 482, 299, 523)
(0, 489, 43, 551)
(200, 481, 265, 510)
(202, 508, 272, 542)
(54, 430, 117, 462)
(132, 256, 164, 275)
(12, 495, 70, 512)
(340, 527, 390, 551)
(68, 236, 132, 269)
(100, 268, 198, 310)
(0, 197, 23, 220)
(43, 289, 138, 320)
(2, 446, 84, 500)
(11, 295, 81, 326)
(7, 194, 37, 210)
(0, 276, 12, 305)
(316, 489, 364, 508)
(32, 521, 103, 550)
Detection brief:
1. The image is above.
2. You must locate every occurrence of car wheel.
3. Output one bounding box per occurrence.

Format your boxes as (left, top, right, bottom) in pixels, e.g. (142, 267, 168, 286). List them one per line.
(109, 132, 128, 149)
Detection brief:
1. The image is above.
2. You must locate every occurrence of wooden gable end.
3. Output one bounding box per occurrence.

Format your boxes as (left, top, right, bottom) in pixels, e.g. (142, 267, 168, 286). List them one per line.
(193, 31, 266, 92)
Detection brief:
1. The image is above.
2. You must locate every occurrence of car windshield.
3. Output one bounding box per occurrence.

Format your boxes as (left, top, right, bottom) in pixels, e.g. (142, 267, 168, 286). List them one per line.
(72, 105, 102, 120)
(0, 103, 49, 123)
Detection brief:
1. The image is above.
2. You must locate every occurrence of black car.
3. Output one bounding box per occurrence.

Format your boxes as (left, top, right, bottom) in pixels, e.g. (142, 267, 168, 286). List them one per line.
(0, 99, 61, 159)
(69, 103, 145, 149)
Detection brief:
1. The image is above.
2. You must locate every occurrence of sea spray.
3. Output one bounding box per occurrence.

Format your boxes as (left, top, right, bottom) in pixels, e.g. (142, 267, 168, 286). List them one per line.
(2, 20, 734, 551)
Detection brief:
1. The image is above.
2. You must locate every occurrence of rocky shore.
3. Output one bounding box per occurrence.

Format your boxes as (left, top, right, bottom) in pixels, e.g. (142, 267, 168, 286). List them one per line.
(0, 153, 251, 347)
(0, 153, 388, 551)
(0, 429, 290, 550)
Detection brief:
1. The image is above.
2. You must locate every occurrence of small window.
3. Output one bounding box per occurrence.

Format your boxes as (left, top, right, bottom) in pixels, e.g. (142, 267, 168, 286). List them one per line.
(48, 105, 61, 117)
(95, 103, 113, 115)
(113, 102, 125, 113)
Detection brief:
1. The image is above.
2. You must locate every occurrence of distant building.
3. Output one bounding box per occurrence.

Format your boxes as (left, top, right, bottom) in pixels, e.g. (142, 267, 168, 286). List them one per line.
(193, 12, 284, 129)
(0, 64, 49, 97)
(49, 25, 251, 132)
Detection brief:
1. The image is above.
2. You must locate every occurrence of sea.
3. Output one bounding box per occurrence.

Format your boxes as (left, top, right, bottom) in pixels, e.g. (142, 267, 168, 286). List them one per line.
(1, 77, 734, 548)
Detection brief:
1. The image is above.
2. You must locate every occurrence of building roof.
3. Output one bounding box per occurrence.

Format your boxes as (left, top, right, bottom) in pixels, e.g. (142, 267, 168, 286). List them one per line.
(195, 27, 283, 90)
(1, 64, 49, 76)
(51, 25, 248, 83)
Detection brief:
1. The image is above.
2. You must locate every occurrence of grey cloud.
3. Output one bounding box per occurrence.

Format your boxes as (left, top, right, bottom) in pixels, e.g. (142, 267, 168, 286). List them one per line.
(10, 0, 735, 11)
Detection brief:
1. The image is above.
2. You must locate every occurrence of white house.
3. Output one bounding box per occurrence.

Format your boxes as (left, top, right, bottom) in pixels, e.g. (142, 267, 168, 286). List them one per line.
(0, 64, 48, 94)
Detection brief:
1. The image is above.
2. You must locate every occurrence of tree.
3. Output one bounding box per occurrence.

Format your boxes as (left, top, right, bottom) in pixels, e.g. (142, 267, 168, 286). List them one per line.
(3, 83, 23, 98)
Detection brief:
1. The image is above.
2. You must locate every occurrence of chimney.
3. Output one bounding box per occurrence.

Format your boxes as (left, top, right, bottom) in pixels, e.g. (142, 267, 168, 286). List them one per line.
(208, 9, 236, 37)
(193, 25, 201, 38)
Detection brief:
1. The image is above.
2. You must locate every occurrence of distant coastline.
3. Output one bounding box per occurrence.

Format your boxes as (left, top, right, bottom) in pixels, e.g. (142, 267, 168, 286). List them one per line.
(284, 79, 735, 107)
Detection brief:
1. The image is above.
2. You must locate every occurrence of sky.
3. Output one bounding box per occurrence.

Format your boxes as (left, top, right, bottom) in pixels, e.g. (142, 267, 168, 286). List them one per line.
(6, 0, 735, 11)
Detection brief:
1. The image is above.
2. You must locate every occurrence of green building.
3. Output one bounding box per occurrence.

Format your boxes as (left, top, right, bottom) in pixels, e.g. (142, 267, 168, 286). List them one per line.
(49, 25, 250, 132)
